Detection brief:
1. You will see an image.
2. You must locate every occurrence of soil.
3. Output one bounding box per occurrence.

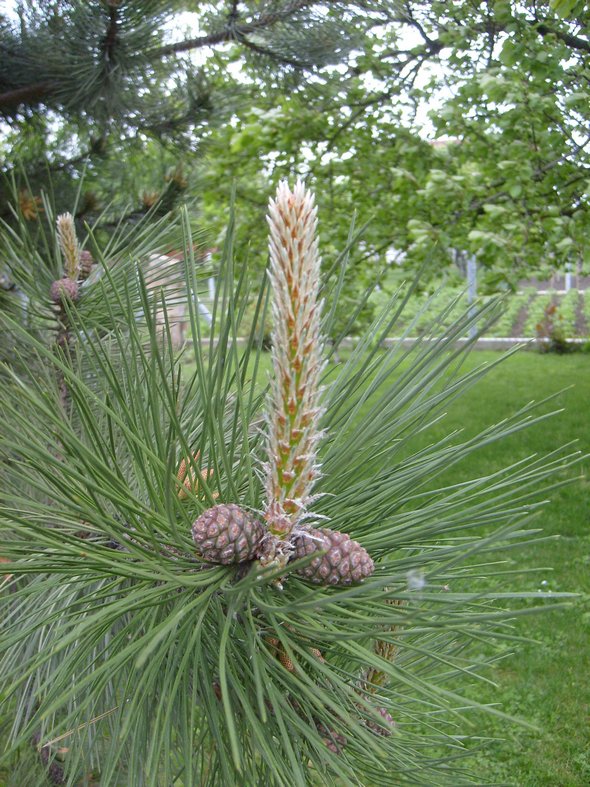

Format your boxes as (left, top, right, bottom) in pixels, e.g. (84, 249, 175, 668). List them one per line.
(518, 274, 590, 291)
(511, 295, 534, 337)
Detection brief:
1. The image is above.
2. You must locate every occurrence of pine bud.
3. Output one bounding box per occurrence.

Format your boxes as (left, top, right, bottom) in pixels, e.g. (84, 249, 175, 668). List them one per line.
(50, 277, 79, 304)
(56, 213, 80, 280)
(176, 450, 217, 500)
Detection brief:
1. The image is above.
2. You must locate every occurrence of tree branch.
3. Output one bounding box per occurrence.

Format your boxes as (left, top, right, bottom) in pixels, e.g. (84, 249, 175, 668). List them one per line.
(0, 81, 53, 109)
(153, 0, 317, 58)
(102, 2, 120, 65)
(0, 0, 320, 112)
(236, 35, 309, 69)
(532, 20, 590, 54)
(380, 35, 445, 70)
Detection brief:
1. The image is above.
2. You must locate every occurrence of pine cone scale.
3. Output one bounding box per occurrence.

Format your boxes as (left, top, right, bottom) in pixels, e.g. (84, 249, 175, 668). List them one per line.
(292, 528, 374, 586)
(192, 504, 264, 565)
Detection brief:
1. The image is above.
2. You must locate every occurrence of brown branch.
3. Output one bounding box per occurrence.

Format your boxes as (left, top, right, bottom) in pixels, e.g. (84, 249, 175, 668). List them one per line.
(153, 0, 317, 58)
(237, 35, 309, 69)
(103, 2, 119, 64)
(380, 35, 444, 67)
(398, 4, 437, 47)
(532, 21, 590, 54)
(326, 90, 394, 151)
(0, 81, 53, 108)
(152, 28, 233, 57)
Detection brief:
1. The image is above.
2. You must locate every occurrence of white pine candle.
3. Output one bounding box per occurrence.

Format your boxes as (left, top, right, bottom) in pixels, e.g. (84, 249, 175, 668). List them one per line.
(264, 180, 325, 544)
(56, 212, 80, 281)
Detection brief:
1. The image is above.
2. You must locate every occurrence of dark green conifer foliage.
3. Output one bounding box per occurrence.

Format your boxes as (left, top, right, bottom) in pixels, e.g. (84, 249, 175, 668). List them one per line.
(0, 1, 380, 211)
(0, 184, 580, 785)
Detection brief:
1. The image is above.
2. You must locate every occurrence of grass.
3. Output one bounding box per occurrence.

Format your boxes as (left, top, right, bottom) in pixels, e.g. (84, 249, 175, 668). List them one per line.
(395, 350, 590, 786)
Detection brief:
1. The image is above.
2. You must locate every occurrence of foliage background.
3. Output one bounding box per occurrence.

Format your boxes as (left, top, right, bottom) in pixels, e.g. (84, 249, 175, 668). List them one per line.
(2, 1, 589, 296)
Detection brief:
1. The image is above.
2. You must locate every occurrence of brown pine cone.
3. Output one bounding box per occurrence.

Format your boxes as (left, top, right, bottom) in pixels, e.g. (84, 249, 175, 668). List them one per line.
(291, 527, 374, 586)
(50, 277, 79, 304)
(192, 504, 264, 565)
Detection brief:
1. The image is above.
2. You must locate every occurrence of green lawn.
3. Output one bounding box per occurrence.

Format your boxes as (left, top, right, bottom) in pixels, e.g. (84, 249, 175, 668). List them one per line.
(401, 350, 590, 786)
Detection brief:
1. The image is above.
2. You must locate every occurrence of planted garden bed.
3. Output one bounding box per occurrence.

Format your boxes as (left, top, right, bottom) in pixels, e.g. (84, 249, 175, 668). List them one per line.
(381, 288, 590, 341)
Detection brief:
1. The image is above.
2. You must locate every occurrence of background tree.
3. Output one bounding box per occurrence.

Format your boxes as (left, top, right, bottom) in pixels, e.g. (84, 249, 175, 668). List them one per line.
(197, 0, 590, 293)
(2, 1, 589, 332)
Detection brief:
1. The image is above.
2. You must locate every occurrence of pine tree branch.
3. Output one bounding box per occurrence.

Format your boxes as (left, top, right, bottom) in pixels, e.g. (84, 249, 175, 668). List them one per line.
(152, 0, 318, 58)
(0, 1, 320, 112)
(236, 35, 309, 69)
(0, 81, 53, 108)
(102, 1, 120, 66)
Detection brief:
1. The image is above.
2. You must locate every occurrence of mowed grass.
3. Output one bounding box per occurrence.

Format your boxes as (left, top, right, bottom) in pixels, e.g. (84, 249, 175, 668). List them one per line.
(396, 350, 590, 786)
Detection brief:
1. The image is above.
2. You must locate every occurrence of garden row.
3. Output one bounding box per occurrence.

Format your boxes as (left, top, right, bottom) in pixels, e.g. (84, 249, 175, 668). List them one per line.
(382, 287, 590, 339)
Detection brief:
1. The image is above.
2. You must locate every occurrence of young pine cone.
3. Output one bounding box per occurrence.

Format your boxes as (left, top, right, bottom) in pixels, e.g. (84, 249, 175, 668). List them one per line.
(365, 706, 395, 737)
(291, 528, 374, 586)
(316, 722, 347, 755)
(50, 277, 79, 304)
(192, 504, 264, 565)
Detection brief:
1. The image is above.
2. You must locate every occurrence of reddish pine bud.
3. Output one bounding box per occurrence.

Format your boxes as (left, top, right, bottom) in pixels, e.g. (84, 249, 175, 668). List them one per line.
(50, 277, 79, 304)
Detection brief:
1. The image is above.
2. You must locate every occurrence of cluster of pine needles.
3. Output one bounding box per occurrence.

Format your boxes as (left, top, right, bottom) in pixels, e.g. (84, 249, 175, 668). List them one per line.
(0, 183, 580, 786)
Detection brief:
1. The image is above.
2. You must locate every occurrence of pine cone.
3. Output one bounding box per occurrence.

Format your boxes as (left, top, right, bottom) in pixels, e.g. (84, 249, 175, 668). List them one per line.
(192, 504, 264, 565)
(79, 250, 94, 280)
(32, 735, 65, 785)
(316, 721, 347, 755)
(365, 706, 395, 737)
(50, 277, 79, 304)
(291, 528, 374, 586)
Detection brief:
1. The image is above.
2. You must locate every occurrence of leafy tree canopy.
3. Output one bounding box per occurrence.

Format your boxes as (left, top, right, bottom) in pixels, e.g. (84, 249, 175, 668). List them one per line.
(199, 1, 590, 290)
(1, 1, 589, 293)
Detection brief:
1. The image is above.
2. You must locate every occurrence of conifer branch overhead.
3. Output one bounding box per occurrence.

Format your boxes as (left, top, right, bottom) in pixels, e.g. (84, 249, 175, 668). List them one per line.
(0, 80, 53, 109)
(0, 0, 366, 116)
(154, 0, 319, 58)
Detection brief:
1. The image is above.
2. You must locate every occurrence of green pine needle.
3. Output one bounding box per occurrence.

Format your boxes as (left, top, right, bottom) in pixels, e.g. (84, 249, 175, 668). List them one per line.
(0, 201, 583, 785)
